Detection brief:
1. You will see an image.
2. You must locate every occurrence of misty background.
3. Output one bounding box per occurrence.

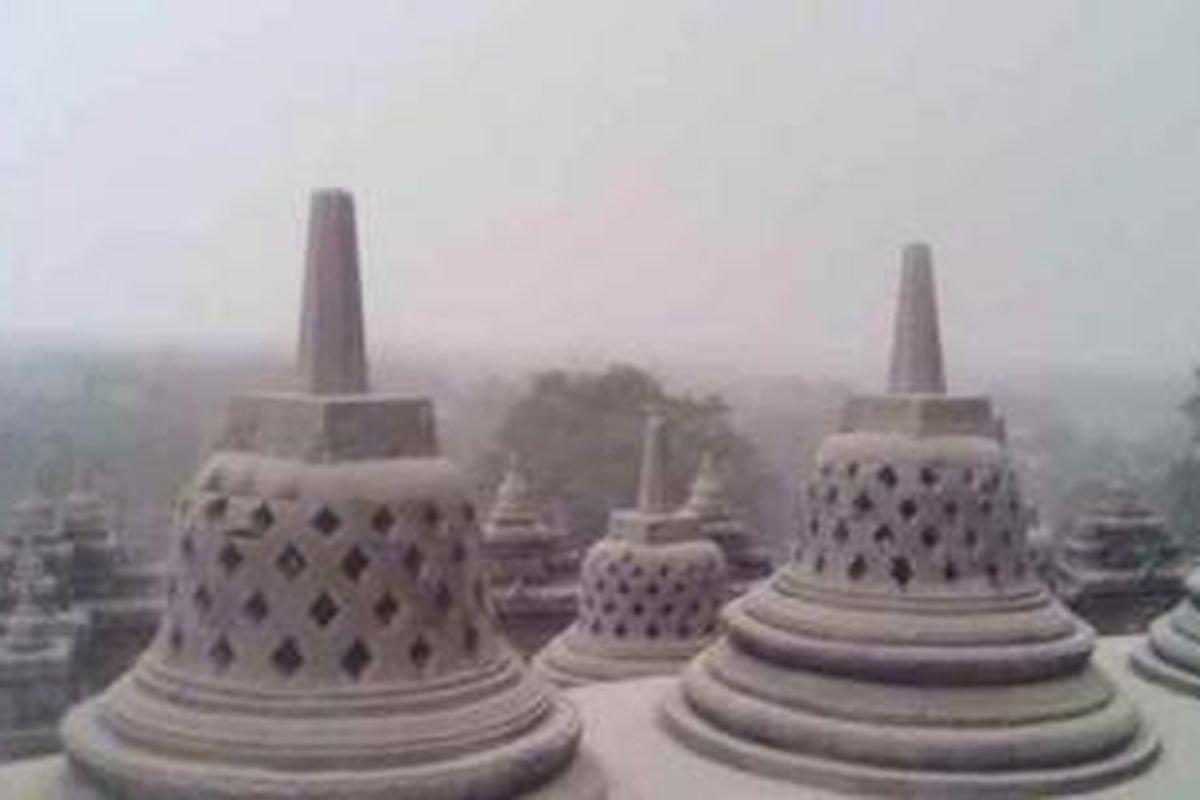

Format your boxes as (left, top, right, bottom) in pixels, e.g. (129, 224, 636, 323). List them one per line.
(2, 2, 1199, 551)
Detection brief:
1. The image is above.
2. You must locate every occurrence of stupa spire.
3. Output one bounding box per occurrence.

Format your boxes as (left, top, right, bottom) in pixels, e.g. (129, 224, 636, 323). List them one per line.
(298, 188, 370, 395)
(887, 241, 946, 394)
(636, 411, 669, 513)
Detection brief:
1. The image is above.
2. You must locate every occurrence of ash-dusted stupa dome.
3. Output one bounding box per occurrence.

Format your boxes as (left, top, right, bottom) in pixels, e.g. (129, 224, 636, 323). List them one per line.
(535, 414, 727, 688)
(59, 190, 602, 800)
(662, 242, 1157, 797)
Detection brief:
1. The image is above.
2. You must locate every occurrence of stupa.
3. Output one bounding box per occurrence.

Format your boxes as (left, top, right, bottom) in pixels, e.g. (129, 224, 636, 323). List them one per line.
(57, 479, 162, 694)
(1050, 482, 1184, 634)
(0, 537, 78, 761)
(4, 485, 70, 611)
(481, 454, 578, 656)
(58, 189, 603, 799)
(535, 413, 727, 688)
(674, 451, 771, 597)
(661, 242, 1157, 796)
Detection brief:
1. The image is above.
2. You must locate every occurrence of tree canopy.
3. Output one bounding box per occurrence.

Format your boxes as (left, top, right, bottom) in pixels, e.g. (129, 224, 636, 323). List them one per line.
(483, 364, 764, 543)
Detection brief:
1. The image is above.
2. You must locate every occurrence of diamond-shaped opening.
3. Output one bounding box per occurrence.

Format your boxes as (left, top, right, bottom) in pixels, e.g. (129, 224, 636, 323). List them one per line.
(921, 526, 940, 549)
(944, 559, 959, 583)
(824, 486, 838, 506)
(205, 496, 229, 522)
(209, 636, 235, 671)
(434, 581, 453, 614)
(890, 556, 914, 589)
(218, 541, 244, 574)
(944, 501, 959, 519)
(193, 584, 213, 613)
(309, 591, 340, 627)
(341, 640, 372, 680)
(371, 505, 396, 535)
(985, 561, 1001, 587)
(873, 525, 894, 546)
(403, 544, 425, 578)
(310, 506, 342, 538)
(276, 544, 307, 579)
(410, 636, 432, 670)
(920, 466, 940, 487)
(271, 637, 304, 677)
(462, 502, 476, 524)
(876, 465, 898, 489)
(244, 591, 270, 623)
(252, 502, 275, 532)
(899, 498, 918, 521)
(848, 554, 868, 581)
(341, 546, 370, 582)
(375, 592, 400, 625)
(421, 501, 442, 528)
(833, 520, 850, 544)
(853, 492, 873, 515)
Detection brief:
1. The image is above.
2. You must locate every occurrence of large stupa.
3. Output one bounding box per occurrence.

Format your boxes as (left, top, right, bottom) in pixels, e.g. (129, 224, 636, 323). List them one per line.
(661, 243, 1158, 796)
(1049, 482, 1184, 634)
(535, 413, 727, 688)
(58, 189, 603, 799)
(481, 454, 578, 656)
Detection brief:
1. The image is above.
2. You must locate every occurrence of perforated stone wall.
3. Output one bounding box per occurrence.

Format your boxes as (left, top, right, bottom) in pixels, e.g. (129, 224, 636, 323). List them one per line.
(157, 461, 497, 688)
(797, 438, 1035, 595)
(576, 539, 723, 643)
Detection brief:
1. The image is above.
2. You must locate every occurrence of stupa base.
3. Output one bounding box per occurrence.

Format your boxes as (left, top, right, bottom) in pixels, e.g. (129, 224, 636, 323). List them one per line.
(661, 684, 1158, 799)
(1130, 621, 1200, 697)
(60, 660, 605, 800)
(535, 628, 711, 689)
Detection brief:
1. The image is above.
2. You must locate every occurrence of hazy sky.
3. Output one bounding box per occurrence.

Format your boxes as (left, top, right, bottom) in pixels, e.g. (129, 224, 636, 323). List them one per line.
(3, 1, 1200, 380)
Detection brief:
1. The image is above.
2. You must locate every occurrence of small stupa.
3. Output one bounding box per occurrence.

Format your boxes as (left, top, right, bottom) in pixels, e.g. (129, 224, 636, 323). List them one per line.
(482, 454, 578, 656)
(57, 473, 162, 694)
(1050, 482, 1184, 634)
(4, 480, 70, 611)
(674, 451, 771, 596)
(0, 536, 78, 761)
(535, 413, 727, 688)
(662, 243, 1157, 796)
(59, 189, 603, 799)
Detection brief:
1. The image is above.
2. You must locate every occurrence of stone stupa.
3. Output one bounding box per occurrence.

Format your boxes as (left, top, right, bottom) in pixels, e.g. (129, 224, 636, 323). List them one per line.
(57, 475, 162, 694)
(0, 536, 78, 761)
(661, 243, 1157, 796)
(482, 454, 578, 657)
(59, 189, 603, 799)
(1049, 482, 1184, 634)
(535, 413, 727, 688)
(674, 451, 771, 597)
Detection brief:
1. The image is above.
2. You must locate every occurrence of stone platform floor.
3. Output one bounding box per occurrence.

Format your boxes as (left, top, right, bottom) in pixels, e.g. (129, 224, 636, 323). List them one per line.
(3, 637, 1198, 798)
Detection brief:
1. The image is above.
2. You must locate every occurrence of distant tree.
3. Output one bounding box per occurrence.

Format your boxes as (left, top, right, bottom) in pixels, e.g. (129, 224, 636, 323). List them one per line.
(1164, 367, 1200, 552)
(482, 364, 765, 544)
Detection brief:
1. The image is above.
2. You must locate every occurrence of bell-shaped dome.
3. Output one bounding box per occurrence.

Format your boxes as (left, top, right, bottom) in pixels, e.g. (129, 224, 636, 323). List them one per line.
(536, 413, 727, 687)
(662, 243, 1157, 796)
(59, 190, 603, 800)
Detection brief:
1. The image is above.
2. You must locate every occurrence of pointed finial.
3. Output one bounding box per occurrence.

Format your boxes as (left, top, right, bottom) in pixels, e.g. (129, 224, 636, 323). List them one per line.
(637, 411, 670, 513)
(887, 242, 946, 394)
(298, 188, 370, 395)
